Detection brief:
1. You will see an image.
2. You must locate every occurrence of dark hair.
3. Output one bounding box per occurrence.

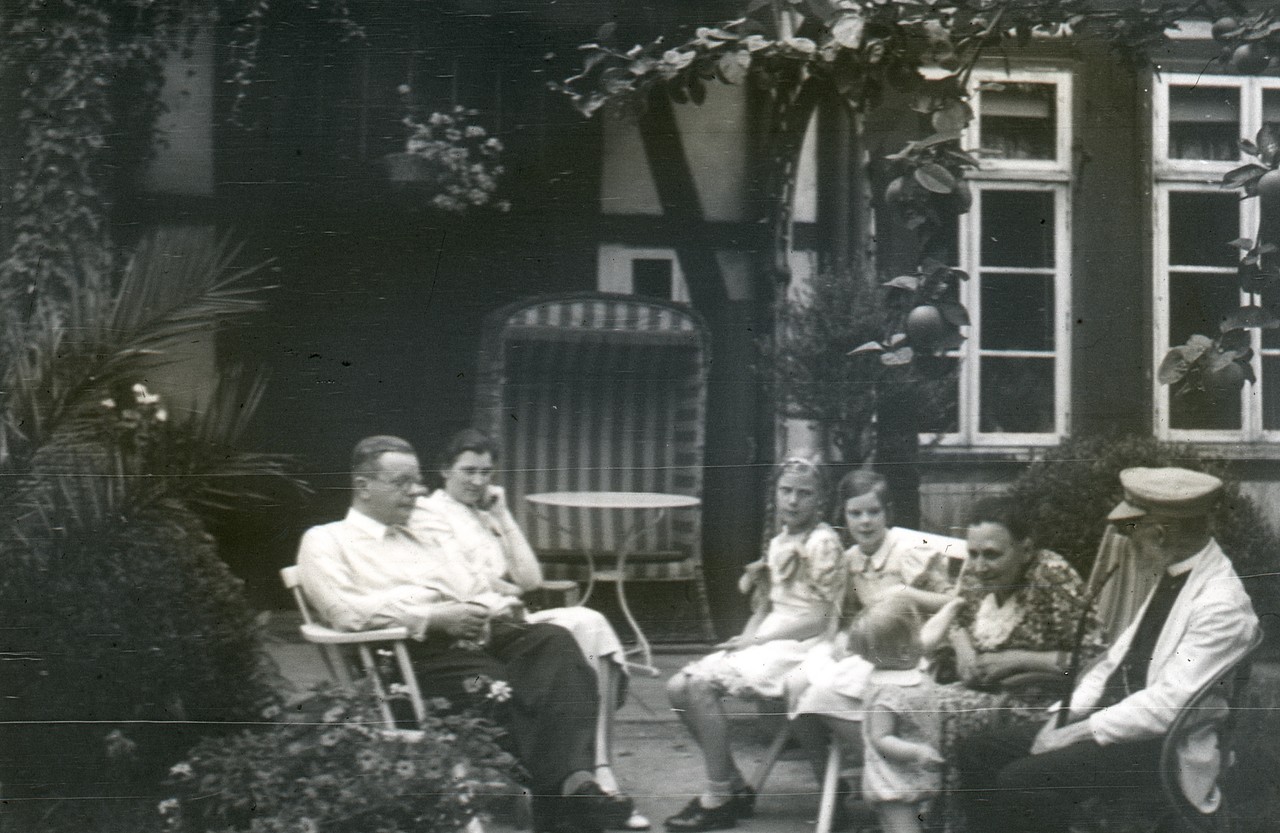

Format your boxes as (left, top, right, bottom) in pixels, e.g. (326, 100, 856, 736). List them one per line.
(437, 428, 499, 470)
(967, 495, 1031, 543)
(351, 435, 416, 483)
(835, 469, 892, 525)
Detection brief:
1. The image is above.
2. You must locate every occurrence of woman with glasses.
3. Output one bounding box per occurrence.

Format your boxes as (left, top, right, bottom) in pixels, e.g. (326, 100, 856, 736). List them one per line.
(411, 428, 646, 831)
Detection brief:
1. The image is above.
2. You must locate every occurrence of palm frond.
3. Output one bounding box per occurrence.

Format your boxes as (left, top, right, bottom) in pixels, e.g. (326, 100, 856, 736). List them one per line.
(0, 227, 272, 469)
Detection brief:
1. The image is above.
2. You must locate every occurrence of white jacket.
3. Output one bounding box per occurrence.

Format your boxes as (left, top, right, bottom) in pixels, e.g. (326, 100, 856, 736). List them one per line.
(1068, 538, 1257, 812)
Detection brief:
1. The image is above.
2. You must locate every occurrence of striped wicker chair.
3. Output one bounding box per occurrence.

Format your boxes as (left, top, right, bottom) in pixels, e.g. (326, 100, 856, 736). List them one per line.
(474, 292, 716, 643)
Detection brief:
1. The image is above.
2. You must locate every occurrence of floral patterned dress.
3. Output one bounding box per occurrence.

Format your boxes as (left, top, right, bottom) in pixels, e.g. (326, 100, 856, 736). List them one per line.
(680, 523, 846, 699)
(930, 550, 1102, 832)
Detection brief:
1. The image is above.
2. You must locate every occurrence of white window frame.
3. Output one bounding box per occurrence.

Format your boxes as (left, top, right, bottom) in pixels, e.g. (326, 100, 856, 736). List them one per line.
(596, 244, 690, 302)
(1152, 73, 1280, 442)
(929, 68, 1073, 446)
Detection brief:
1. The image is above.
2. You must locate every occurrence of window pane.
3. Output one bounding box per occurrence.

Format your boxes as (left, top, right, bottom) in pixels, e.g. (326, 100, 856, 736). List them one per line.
(1169, 272, 1239, 347)
(1261, 89, 1280, 147)
(981, 273, 1054, 351)
(633, 258, 673, 299)
(979, 82, 1057, 161)
(915, 355, 958, 434)
(1168, 86, 1239, 161)
(1263, 201, 1280, 349)
(1265, 355, 1280, 431)
(980, 357, 1054, 433)
(981, 190, 1054, 268)
(1168, 192, 1238, 267)
(1169, 385, 1241, 430)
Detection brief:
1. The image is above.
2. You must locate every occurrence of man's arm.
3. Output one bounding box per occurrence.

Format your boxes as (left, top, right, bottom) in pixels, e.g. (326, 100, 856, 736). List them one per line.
(1086, 589, 1255, 746)
(296, 526, 445, 637)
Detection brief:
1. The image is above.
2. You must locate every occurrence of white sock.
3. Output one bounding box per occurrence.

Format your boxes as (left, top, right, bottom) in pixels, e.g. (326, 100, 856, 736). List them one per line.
(699, 780, 733, 809)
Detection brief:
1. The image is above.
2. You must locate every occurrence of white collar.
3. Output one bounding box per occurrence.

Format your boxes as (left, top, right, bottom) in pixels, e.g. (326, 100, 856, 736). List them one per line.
(1166, 539, 1212, 577)
(346, 507, 390, 539)
(868, 667, 924, 686)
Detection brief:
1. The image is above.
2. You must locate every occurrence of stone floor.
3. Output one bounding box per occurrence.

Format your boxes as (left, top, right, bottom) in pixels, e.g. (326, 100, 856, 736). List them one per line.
(264, 610, 843, 833)
(264, 610, 1280, 833)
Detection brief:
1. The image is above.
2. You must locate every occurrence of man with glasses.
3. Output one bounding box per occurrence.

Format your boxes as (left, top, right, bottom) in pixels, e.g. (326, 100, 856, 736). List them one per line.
(957, 467, 1258, 833)
(297, 435, 617, 833)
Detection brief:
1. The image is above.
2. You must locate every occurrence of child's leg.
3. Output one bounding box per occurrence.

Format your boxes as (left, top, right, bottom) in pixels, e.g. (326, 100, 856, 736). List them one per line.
(666, 670, 740, 803)
(875, 801, 924, 833)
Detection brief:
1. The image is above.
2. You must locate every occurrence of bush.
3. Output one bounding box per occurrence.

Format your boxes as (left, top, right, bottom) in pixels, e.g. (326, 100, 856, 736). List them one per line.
(161, 683, 522, 833)
(0, 502, 280, 822)
(1006, 433, 1280, 650)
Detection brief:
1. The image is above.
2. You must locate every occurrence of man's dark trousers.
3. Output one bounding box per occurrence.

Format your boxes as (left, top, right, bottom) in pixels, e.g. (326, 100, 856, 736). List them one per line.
(957, 723, 1163, 833)
(409, 620, 599, 797)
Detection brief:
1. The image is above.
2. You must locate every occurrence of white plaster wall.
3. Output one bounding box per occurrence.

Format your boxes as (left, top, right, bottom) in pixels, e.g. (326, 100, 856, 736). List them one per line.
(599, 83, 748, 220)
(142, 30, 215, 195)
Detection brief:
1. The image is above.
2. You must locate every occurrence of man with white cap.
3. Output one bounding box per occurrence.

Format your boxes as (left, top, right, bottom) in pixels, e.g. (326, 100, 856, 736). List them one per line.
(957, 466, 1259, 833)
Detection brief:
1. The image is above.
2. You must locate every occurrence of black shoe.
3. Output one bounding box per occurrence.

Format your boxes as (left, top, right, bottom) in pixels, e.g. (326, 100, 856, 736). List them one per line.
(557, 780, 636, 833)
(664, 797, 739, 832)
(731, 786, 756, 819)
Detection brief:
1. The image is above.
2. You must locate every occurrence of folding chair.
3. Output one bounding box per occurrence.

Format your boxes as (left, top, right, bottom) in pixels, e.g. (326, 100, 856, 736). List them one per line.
(1157, 630, 1264, 833)
(280, 565, 426, 729)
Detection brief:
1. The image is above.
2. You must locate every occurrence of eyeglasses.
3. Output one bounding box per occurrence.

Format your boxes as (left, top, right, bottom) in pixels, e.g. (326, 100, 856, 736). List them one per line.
(367, 474, 423, 491)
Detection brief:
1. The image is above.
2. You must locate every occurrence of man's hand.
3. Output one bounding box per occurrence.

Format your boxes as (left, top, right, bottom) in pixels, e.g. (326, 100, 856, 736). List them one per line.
(1030, 715, 1092, 755)
(433, 602, 489, 641)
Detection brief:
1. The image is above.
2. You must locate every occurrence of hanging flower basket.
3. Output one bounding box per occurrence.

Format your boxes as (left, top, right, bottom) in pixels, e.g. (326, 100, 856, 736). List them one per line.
(382, 152, 435, 187)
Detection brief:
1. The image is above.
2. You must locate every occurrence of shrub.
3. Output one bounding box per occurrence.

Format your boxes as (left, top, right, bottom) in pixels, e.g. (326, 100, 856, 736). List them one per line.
(0, 501, 281, 820)
(1006, 433, 1280, 650)
(161, 683, 522, 833)
(0, 229, 298, 830)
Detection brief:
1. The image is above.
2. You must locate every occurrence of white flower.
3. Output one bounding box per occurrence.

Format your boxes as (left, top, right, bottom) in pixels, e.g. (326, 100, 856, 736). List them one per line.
(397, 83, 411, 95)
(395, 760, 416, 778)
(322, 705, 345, 723)
(260, 704, 281, 719)
(452, 762, 469, 780)
(661, 49, 695, 70)
(154, 408, 167, 423)
(782, 37, 817, 54)
(157, 798, 180, 815)
(487, 680, 513, 703)
(100, 398, 116, 409)
(168, 762, 193, 778)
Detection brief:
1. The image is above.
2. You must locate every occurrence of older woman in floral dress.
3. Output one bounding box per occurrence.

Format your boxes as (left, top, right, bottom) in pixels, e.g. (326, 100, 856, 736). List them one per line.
(929, 496, 1103, 832)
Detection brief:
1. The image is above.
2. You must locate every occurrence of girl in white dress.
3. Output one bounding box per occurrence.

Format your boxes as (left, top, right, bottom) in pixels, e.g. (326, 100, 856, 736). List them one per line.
(664, 457, 846, 832)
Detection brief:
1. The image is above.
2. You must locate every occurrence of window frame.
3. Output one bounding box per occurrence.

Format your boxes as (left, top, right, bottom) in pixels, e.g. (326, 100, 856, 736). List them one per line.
(596, 244, 690, 302)
(1151, 73, 1280, 442)
(928, 68, 1073, 447)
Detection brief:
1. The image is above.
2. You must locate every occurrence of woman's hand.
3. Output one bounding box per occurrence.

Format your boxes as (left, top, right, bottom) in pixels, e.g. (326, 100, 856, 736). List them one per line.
(714, 634, 757, 652)
(973, 651, 1019, 684)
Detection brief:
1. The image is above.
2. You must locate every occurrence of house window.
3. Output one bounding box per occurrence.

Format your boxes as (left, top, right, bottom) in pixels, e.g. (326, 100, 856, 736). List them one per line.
(597, 245, 689, 301)
(928, 70, 1072, 445)
(1153, 74, 1280, 440)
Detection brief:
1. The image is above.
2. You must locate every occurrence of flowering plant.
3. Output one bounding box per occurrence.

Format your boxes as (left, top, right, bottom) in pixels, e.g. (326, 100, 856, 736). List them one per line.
(159, 680, 522, 833)
(388, 90, 509, 214)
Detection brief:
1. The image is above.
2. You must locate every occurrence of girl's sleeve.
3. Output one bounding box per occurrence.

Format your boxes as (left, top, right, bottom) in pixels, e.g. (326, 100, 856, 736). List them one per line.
(804, 526, 849, 604)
